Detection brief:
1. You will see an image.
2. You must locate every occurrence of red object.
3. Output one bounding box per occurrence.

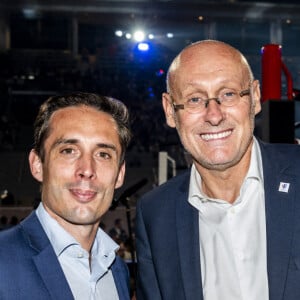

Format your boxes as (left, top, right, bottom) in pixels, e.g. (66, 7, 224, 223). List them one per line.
(281, 61, 294, 100)
(261, 44, 282, 102)
(261, 44, 294, 102)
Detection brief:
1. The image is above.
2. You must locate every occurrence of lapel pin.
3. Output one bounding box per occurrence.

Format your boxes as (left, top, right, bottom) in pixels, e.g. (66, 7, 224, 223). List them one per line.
(278, 182, 290, 193)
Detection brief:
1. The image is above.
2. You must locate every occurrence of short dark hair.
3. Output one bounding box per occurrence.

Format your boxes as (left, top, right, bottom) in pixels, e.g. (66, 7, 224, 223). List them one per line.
(33, 92, 132, 164)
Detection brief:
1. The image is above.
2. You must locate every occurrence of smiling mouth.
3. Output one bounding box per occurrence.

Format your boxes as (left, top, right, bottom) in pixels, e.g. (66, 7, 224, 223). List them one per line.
(201, 130, 232, 141)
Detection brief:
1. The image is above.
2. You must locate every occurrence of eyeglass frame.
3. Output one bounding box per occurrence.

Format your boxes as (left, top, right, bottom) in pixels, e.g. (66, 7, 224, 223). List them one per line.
(171, 88, 251, 113)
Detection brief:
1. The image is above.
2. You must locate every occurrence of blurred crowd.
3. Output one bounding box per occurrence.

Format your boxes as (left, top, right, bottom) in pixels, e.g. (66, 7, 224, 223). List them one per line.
(0, 44, 189, 169)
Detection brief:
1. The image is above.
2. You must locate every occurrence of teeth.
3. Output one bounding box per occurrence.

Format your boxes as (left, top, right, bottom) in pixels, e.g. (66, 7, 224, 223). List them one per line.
(201, 130, 231, 141)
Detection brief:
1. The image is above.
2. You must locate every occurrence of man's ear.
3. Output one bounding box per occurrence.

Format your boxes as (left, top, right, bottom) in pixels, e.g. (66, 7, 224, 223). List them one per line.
(28, 149, 43, 182)
(252, 79, 261, 115)
(162, 92, 176, 128)
(115, 161, 125, 189)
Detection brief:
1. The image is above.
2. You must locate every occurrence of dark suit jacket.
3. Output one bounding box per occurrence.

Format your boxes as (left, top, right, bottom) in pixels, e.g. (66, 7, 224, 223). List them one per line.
(136, 141, 300, 300)
(0, 211, 130, 300)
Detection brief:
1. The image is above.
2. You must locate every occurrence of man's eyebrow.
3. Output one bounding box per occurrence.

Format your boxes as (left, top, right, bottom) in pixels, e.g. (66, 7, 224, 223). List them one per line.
(96, 143, 117, 152)
(52, 138, 78, 148)
(51, 138, 117, 152)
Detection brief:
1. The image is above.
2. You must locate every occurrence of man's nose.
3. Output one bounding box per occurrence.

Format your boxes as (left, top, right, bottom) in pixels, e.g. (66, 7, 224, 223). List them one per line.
(203, 99, 225, 125)
(76, 155, 96, 179)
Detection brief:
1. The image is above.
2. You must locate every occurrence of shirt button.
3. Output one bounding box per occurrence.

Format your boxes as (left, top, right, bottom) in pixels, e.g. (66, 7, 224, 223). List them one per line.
(77, 252, 84, 258)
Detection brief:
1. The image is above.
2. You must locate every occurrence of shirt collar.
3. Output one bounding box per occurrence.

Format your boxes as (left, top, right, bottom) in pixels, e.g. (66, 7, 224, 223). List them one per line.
(242, 137, 263, 185)
(36, 202, 119, 259)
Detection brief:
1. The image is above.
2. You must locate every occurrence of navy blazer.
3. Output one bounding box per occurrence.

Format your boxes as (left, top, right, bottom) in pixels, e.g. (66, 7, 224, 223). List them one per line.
(136, 141, 300, 300)
(0, 211, 130, 300)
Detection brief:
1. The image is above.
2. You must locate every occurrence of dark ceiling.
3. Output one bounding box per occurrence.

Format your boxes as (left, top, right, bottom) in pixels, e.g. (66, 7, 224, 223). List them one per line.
(1, 0, 300, 25)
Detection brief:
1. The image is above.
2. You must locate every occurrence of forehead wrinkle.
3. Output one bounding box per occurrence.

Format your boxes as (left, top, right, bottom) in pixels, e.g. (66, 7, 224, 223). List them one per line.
(180, 76, 244, 97)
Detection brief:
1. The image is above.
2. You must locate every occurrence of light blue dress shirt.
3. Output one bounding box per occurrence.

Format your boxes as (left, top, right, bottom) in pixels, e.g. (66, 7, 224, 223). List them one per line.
(36, 203, 120, 300)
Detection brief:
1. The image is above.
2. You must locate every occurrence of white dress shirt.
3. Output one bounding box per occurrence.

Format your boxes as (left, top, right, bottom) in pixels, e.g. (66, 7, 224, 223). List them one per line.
(188, 138, 269, 300)
(36, 203, 120, 300)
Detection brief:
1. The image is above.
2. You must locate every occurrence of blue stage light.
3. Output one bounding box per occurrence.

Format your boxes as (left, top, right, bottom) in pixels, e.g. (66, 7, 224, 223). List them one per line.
(137, 42, 150, 51)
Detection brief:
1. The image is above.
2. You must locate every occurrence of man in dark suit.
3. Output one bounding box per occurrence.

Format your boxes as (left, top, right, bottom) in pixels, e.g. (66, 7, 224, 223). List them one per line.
(0, 92, 132, 299)
(136, 40, 300, 300)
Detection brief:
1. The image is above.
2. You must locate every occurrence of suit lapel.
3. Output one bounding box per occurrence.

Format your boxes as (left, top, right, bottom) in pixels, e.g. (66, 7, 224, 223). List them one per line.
(261, 144, 296, 300)
(33, 245, 74, 299)
(22, 212, 74, 300)
(176, 173, 204, 300)
(111, 256, 130, 300)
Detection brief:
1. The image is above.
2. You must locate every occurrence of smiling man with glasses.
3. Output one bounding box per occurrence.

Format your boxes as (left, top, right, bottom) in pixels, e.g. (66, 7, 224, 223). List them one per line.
(136, 39, 300, 300)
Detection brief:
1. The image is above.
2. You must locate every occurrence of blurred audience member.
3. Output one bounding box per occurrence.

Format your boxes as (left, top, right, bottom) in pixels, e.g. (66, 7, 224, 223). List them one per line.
(109, 218, 128, 243)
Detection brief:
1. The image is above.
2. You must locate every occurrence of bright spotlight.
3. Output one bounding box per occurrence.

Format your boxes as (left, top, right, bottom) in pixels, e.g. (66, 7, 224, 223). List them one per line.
(133, 30, 145, 42)
(148, 34, 154, 40)
(125, 33, 132, 39)
(166, 33, 174, 38)
(115, 30, 123, 37)
(137, 42, 149, 51)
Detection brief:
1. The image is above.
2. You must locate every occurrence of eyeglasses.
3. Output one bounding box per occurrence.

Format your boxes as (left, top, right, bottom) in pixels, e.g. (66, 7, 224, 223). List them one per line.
(172, 88, 250, 114)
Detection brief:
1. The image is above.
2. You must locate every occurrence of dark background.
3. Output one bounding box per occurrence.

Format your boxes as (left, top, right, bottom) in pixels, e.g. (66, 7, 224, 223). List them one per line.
(0, 0, 300, 206)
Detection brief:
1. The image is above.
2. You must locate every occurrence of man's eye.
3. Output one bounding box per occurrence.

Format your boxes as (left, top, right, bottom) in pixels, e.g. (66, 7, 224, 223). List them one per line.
(187, 97, 202, 105)
(223, 91, 237, 98)
(99, 152, 111, 159)
(61, 148, 75, 154)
